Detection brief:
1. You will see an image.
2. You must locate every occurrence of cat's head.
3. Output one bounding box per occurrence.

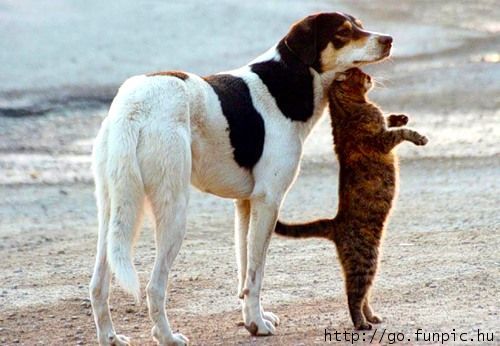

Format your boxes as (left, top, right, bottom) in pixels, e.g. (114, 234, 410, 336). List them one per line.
(333, 68, 373, 96)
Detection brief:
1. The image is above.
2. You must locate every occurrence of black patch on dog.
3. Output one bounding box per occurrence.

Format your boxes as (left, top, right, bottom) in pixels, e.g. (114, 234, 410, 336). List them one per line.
(204, 74, 265, 169)
(250, 42, 314, 122)
(146, 71, 189, 80)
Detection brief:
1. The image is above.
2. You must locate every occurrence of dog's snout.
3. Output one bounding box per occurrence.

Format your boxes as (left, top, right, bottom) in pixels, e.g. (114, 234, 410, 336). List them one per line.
(378, 35, 393, 45)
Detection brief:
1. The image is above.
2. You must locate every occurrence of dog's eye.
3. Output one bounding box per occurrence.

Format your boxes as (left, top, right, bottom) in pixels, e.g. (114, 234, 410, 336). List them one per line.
(337, 28, 351, 36)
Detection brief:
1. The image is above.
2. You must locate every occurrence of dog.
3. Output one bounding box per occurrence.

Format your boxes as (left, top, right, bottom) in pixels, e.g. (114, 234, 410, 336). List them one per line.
(89, 12, 393, 345)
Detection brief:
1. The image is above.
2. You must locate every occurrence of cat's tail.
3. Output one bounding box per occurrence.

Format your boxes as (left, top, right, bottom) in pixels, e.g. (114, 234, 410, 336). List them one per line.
(275, 218, 334, 239)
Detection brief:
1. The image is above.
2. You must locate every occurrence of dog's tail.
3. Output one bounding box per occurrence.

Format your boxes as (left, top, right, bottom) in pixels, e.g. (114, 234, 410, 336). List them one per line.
(105, 81, 146, 301)
(275, 218, 334, 239)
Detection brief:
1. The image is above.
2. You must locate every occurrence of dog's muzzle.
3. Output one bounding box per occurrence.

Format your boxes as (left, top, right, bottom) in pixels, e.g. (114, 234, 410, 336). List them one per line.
(378, 35, 393, 57)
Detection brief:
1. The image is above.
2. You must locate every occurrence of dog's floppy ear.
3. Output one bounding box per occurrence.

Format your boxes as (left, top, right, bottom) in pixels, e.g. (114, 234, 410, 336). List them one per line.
(284, 14, 318, 65)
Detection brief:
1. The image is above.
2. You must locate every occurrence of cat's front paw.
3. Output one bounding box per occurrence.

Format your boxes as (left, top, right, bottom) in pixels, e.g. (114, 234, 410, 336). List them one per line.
(414, 135, 428, 146)
(388, 114, 409, 127)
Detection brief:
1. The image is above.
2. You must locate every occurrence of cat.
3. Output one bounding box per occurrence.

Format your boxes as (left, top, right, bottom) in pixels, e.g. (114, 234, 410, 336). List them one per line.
(275, 68, 427, 330)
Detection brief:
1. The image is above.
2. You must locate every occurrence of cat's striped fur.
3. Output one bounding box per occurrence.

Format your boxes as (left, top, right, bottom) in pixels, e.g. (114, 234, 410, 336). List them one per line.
(276, 68, 427, 330)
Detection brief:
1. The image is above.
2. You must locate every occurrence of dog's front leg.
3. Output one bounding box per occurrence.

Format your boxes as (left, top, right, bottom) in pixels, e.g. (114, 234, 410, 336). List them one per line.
(241, 196, 280, 336)
(235, 199, 251, 298)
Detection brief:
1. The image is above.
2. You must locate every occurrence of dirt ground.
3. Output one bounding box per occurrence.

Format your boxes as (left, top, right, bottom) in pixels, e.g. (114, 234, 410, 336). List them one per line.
(0, 1, 499, 345)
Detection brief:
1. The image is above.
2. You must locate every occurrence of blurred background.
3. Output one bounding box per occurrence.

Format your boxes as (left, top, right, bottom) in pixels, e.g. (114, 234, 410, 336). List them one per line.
(0, 1, 499, 345)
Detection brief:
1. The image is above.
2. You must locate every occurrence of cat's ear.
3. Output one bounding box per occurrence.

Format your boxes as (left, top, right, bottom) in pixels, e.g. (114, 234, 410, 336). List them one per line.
(335, 73, 348, 82)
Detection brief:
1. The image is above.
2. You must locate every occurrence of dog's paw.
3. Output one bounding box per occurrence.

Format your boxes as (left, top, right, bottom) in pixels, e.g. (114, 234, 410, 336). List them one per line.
(244, 317, 276, 336)
(170, 333, 189, 346)
(262, 310, 280, 326)
(152, 326, 189, 346)
(104, 333, 130, 346)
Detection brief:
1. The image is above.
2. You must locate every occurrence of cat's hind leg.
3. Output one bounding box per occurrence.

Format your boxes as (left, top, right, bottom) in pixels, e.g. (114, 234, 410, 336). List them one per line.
(336, 238, 380, 330)
(363, 295, 383, 324)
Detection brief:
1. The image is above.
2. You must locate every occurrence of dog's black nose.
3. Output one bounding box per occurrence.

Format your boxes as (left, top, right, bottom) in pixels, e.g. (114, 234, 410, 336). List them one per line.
(378, 35, 393, 45)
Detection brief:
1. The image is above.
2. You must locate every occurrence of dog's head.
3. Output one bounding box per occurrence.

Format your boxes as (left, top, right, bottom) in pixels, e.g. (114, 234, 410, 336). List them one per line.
(284, 12, 392, 73)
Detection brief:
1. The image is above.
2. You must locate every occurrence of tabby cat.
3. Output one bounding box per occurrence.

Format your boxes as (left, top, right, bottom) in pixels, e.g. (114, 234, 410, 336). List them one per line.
(275, 68, 427, 330)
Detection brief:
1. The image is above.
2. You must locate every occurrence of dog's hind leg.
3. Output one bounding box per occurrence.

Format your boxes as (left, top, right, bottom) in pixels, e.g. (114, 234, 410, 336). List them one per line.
(147, 194, 189, 346)
(89, 120, 131, 346)
(140, 122, 191, 346)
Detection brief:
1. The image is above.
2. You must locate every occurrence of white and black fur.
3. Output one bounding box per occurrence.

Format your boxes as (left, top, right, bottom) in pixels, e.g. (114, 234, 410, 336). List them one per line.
(89, 12, 393, 345)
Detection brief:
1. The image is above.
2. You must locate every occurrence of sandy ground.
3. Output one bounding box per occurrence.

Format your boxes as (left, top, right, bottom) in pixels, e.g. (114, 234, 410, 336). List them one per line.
(0, 1, 499, 345)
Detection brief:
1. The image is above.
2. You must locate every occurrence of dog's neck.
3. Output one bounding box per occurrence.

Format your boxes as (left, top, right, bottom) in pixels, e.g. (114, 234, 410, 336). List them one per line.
(245, 42, 351, 142)
(277, 40, 352, 92)
(250, 40, 346, 93)
(249, 43, 280, 65)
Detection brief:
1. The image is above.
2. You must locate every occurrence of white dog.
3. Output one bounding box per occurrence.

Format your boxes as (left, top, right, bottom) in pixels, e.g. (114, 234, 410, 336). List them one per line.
(89, 12, 392, 345)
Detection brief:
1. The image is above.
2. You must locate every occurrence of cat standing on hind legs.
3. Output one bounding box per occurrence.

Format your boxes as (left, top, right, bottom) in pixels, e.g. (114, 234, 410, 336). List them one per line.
(275, 68, 427, 330)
